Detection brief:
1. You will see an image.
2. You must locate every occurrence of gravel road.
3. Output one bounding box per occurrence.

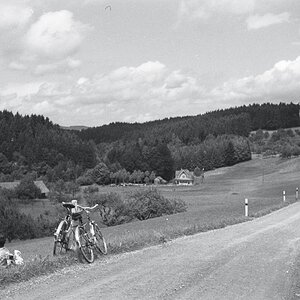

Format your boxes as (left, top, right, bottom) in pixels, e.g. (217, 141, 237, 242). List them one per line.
(2, 202, 300, 300)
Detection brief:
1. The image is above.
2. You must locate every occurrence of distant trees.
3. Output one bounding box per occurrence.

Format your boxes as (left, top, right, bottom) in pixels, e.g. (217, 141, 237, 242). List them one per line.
(250, 128, 300, 157)
(0, 110, 96, 182)
(0, 102, 298, 187)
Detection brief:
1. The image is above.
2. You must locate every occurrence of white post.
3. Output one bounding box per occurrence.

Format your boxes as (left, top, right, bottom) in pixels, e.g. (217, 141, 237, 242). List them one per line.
(283, 190, 286, 202)
(296, 188, 299, 201)
(245, 198, 248, 217)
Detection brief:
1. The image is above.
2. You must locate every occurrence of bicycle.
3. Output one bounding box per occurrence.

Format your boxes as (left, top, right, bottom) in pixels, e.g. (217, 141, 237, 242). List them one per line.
(53, 204, 72, 256)
(54, 202, 107, 263)
(76, 206, 108, 263)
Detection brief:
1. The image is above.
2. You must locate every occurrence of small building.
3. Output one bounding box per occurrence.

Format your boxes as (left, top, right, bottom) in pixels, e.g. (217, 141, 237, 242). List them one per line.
(154, 176, 167, 185)
(174, 169, 194, 185)
(0, 180, 50, 198)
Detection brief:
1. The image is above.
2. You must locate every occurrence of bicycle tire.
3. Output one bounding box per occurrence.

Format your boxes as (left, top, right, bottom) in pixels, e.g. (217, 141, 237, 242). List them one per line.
(94, 226, 107, 255)
(78, 227, 94, 263)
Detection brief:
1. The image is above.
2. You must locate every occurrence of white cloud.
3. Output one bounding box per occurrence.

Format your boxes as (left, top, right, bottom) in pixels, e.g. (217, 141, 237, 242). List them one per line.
(3, 57, 300, 126)
(33, 57, 81, 75)
(0, 4, 33, 30)
(9, 61, 26, 71)
(246, 12, 290, 30)
(0, 61, 206, 126)
(177, 0, 255, 22)
(211, 56, 300, 102)
(25, 10, 90, 59)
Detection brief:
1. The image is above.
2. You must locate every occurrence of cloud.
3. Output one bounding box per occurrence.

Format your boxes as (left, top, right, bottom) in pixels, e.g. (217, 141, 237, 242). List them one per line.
(246, 12, 290, 30)
(0, 61, 206, 126)
(0, 3, 33, 30)
(177, 0, 255, 22)
(9, 61, 27, 71)
(3, 57, 300, 126)
(211, 56, 300, 103)
(25, 10, 90, 59)
(33, 57, 81, 75)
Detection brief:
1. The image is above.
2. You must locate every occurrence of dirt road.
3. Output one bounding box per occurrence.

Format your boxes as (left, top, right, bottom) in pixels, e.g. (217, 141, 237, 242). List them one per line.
(3, 202, 300, 300)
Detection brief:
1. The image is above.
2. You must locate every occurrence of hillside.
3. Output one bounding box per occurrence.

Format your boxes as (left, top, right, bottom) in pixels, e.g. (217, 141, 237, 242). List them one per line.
(78, 102, 299, 144)
(0, 102, 299, 187)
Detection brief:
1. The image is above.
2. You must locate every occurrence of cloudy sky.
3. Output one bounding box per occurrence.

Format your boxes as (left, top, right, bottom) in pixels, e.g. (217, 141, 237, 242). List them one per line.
(1, 0, 300, 126)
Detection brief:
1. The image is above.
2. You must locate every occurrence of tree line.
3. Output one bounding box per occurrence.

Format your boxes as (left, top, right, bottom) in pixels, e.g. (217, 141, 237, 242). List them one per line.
(0, 102, 298, 185)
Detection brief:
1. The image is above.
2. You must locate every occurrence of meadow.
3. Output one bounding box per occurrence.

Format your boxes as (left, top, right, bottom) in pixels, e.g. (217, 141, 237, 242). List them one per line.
(8, 155, 300, 258)
(2, 155, 300, 286)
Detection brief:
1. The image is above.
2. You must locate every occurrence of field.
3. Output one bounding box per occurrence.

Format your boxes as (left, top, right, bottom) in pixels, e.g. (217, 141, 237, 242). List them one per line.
(6, 155, 300, 264)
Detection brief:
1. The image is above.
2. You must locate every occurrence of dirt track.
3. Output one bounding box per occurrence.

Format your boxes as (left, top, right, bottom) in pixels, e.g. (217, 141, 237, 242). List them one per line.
(2, 202, 300, 300)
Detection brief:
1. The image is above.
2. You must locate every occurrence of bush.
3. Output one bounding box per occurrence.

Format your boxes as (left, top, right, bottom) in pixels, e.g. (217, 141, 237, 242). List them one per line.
(83, 185, 99, 194)
(86, 192, 133, 226)
(127, 189, 187, 220)
(84, 188, 187, 226)
(15, 178, 42, 201)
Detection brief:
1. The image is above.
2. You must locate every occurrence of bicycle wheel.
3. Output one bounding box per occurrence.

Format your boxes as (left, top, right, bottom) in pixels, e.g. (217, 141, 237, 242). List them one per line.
(94, 226, 107, 255)
(78, 227, 94, 263)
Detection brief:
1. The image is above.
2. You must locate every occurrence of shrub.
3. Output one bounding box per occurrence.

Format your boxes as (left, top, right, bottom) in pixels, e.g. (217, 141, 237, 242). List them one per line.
(127, 189, 187, 221)
(15, 178, 42, 201)
(83, 185, 99, 194)
(86, 192, 133, 226)
(84, 188, 187, 226)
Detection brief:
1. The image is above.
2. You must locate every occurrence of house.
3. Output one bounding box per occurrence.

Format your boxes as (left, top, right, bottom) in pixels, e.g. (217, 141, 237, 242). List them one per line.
(33, 181, 50, 198)
(174, 169, 194, 185)
(154, 176, 167, 185)
(0, 180, 50, 198)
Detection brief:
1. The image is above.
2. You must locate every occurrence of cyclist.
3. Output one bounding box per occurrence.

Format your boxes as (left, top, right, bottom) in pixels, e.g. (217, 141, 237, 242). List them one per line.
(60, 200, 98, 251)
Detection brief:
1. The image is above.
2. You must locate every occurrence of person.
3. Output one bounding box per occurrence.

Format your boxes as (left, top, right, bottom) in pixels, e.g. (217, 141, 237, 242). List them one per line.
(62, 200, 98, 250)
(0, 234, 14, 267)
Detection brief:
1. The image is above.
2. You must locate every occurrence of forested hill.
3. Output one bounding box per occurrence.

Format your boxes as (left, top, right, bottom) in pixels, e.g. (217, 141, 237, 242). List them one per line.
(0, 111, 96, 182)
(78, 102, 300, 144)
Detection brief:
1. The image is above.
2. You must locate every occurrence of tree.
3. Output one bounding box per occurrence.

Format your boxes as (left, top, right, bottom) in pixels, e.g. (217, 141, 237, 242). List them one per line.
(225, 141, 236, 166)
(92, 162, 110, 185)
(15, 177, 42, 200)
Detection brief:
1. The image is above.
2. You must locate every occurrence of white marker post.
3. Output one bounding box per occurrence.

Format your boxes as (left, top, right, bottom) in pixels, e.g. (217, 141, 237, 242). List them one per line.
(283, 190, 286, 202)
(296, 188, 299, 201)
(245, 198, 248, 217)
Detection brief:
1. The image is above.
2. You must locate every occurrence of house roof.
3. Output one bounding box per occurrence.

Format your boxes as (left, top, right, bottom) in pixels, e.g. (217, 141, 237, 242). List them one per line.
(0, 180, 49, 194)
(175, 169, 194, 180)
(0, 181, 19, 189)
(34, 181, 50, 194)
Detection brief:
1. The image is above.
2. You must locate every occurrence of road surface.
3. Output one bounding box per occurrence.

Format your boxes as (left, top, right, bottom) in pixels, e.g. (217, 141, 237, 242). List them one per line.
(2, 203, 300, 300)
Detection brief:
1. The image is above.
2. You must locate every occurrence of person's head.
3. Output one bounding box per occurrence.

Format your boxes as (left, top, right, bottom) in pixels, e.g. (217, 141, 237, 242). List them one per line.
(0, 234, 6, 248)
(71, 199, 78, 206)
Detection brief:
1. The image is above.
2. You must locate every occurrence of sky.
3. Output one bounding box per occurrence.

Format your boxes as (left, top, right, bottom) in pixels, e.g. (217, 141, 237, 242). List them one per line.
(0, 0, 300, 127)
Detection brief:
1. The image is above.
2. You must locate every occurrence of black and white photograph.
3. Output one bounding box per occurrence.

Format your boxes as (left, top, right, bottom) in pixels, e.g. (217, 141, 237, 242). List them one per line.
(1, 0, 300, 299)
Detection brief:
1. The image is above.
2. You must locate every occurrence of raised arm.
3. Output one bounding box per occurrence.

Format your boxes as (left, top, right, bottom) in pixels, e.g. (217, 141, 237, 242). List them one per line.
(77, 204, 98, 211)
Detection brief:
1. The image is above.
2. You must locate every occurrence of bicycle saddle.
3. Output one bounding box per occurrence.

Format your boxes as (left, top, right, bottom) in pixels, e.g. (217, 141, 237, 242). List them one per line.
(62, 202, 75, 209)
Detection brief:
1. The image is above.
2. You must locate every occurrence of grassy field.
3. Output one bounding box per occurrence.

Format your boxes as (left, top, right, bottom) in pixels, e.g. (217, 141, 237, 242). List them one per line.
(8, 155, 300, 260)
(2, 155, 300, 286)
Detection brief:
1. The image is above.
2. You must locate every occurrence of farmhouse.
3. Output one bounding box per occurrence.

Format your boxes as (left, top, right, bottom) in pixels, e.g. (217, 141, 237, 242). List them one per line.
(174, 169, 194, 185)
(0, 180, 50, 198)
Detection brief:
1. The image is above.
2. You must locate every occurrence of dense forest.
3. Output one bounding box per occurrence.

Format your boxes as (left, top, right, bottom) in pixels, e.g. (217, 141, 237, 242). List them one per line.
(0, 102, 299, 186)
(78, 102, 300, 144)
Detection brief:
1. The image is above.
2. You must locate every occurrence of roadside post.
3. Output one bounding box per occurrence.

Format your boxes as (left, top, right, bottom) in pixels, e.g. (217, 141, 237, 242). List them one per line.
(245, 198, 248, 217)
(296, 188, 299, 201)
(283, 190, 286, 202)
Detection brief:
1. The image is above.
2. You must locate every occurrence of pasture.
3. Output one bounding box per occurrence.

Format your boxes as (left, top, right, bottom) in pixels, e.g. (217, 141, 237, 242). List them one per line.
(7, 156, 300, 262)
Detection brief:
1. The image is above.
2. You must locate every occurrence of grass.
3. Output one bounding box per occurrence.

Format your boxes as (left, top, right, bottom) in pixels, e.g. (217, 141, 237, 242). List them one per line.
(2, 155, 300, 287)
